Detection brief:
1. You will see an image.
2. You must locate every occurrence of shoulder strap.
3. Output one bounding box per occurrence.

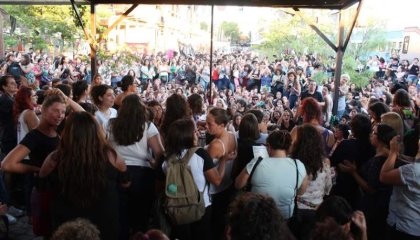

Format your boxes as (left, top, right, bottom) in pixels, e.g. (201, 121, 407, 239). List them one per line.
(248, 157, 263, 182)
(180, 147, 200, 164)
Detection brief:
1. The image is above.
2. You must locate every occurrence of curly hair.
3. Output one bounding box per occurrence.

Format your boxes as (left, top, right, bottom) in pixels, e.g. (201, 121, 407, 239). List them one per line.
(51, 218, 100, 240)
(266, 130, 292, 151)
(227, 192, 294, 240)
(109, 94, 148, 146)
(311, 217, 351, 240)
(291, 124, 325, 179)
(301, 97, 322, 124)
(160, 93, 190, 138)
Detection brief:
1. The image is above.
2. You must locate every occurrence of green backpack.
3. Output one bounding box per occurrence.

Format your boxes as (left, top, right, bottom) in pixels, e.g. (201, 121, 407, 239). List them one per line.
(165, 147, 205, 225)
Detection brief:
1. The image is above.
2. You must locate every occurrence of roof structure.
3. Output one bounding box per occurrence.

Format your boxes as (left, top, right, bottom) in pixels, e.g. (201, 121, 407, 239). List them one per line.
(0, 0, 359, 9)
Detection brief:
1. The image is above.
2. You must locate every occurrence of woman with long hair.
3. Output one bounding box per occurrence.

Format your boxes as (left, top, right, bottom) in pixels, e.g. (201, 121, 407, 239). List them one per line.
(231, 113, 260, 180)
(2, 89, 83, 236)
(292, 97, 335, 154)
(39, 111, 129, 240)
(109, 94, 164, 237)
(20, 54, 37, 89)
(340, 124, 396, 240)
(287, 71, 301, 109)
(163, 118, 225, 240)
(147, 100, 164, 129)
(205, 107, 237, 240)
(331, 114, 376, 209)
(290, 124, 332, 239)
(13, 86, 39, 220)
(160, 93, 190, 141)
(278, 109, 295, 132)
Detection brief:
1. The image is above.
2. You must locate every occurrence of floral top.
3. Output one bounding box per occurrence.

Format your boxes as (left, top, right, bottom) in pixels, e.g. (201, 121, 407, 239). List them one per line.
(297, 160, 332, 209)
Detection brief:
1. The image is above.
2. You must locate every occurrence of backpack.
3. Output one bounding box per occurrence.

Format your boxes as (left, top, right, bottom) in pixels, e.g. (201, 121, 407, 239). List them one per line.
(164, 147, 205, 225)
(7, 62, 23, 81)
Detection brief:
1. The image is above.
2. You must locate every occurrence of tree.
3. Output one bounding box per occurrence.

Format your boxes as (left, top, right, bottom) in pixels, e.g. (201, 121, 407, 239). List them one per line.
(2, 5, 86, 52)
(220, 21, 240, 44)
(255, 10, 386, 88)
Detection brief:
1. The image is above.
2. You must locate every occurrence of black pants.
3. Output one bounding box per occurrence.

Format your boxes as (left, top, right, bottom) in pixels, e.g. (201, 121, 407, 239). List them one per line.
(211, 186, 235, 240)
(387, 224, 420, 240)
(119, 166, 155, 240)
(171, 206, 212, 240)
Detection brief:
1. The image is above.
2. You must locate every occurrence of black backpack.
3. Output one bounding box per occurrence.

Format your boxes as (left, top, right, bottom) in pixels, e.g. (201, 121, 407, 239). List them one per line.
(7, 62, 23, 81)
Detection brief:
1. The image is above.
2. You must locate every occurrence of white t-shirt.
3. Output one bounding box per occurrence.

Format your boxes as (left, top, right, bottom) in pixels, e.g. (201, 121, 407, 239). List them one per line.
(162, 148, 215, 207)
(95, 108, 117, 132)
(109, 122, 159, 168)
(247, 157, 307, 219)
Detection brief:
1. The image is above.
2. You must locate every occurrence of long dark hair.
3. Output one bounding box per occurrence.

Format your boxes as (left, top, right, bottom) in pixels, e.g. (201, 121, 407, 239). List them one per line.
(56, 111, 115, 208)
(165, 118, 195, 157)
(110, 94, 148, 146)
(160, 93, 190, 138)
(291, 124, 325, 180)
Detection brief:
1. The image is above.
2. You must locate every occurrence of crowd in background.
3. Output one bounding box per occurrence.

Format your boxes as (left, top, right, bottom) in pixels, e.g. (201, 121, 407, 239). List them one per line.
(0, 47, 419, 240)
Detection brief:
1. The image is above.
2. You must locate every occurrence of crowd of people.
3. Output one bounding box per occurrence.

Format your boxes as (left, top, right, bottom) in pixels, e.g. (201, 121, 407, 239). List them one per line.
(0, 48, 419, 240)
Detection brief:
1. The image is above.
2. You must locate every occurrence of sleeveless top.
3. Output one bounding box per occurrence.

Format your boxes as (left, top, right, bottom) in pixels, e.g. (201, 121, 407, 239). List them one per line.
(17, 109, 30, 144)
(208, 132, 237, 194)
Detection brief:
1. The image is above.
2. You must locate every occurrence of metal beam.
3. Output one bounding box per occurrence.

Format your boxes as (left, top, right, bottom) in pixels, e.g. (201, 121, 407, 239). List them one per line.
(90, 1, 97, 77)
(293, 8, 338, 52)
(97, 4, 138, 43)
(209, 4, 214, 102)
(70, 0, 95, 46)
(343, 0, 363, 51)
(332, 11, 345, 116)
(0, 0, 88, 4)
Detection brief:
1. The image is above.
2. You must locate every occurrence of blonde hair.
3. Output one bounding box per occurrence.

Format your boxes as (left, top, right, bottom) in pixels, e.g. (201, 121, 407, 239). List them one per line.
(381, 112, 404, 138)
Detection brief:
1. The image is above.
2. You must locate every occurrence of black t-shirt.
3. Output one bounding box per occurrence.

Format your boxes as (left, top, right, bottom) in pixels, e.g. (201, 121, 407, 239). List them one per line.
(195, 148, 215, 172)
(300, 91, 324, 102)
(20, 129, 60, 168)
(408, 64, 419, 75)
(0, 94, 16, 154)
(330, 138, 375, 208)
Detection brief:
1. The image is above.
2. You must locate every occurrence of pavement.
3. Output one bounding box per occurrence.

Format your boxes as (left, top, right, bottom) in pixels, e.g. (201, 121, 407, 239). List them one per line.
(8, 216, 42, 240)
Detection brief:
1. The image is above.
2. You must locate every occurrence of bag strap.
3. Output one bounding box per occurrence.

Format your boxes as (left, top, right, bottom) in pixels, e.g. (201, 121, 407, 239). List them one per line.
(180, 147, 200, 164)
(248, 157, 263, 184)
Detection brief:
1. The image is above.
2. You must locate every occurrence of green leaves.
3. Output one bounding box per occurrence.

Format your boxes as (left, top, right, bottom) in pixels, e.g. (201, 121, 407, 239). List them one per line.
(2, 5, 86, 50)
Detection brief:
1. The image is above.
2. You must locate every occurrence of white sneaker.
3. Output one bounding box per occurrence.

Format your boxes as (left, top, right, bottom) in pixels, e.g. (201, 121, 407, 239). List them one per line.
(7, 206, 24, 217)
(5, 214, 16, 225)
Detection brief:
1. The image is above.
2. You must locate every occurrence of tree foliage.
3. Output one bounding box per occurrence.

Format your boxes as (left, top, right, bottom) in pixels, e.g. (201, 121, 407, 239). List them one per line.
(220, 21, 240, 43)
(255, 10, 386, 88)
(2, 5, 88, 51)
